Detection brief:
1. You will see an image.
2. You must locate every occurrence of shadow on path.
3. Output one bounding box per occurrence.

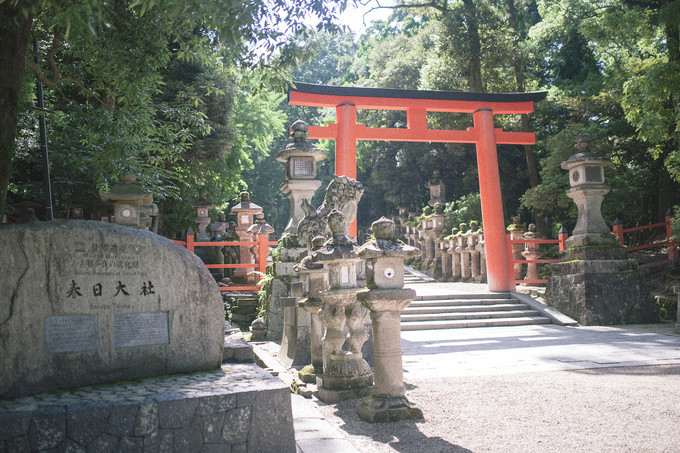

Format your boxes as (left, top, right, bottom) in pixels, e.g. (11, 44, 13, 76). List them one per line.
(318, 394, 474, 453)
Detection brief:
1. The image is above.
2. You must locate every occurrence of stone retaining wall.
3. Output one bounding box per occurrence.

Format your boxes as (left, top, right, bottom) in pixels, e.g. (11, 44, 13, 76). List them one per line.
(0, 364, 295, 453)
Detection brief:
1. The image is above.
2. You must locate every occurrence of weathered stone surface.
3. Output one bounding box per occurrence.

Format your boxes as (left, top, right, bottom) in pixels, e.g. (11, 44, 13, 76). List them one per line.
(265, 278, 288, 341)
(67, 403, 111, 446)
(0, 365, 295, 453)
(546, 259, 657, 325)
(0, 220, 224, 399)
(248, 387, 295, 452)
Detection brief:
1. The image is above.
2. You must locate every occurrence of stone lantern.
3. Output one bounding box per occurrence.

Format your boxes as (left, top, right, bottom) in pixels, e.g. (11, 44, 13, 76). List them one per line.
(191, 192, 214, 242)
(247, 212, 275, 267)
(312, 210, 372, 403)
(275, 120, 326, 234)
(521, 223, 543, 284)
(210, 213, 230, 240)
(546, 134, 656, 325)
(426, 170, 446, 207)
(230, 192, 262, 282)
(560, 134, 612, 247)
(99, 174, 153, 229)
(356, 217, 422, 422)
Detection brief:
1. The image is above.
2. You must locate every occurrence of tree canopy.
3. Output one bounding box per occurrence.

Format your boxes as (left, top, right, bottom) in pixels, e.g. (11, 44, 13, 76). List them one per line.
(3, 0, 680, 240)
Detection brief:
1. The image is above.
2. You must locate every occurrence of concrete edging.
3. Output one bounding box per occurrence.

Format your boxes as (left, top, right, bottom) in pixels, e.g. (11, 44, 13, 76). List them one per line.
(511, 291, 578, 326)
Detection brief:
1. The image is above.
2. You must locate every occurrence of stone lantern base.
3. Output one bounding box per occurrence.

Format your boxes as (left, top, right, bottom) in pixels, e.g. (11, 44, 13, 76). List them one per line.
(317, 365, 373, 403)
(357, 395, 423, 423)
(546, 245, 657, 325)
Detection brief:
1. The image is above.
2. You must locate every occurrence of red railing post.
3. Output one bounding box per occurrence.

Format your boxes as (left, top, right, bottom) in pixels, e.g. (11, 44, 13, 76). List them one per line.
(666, 211, 679, 264)
(257, 233, 268, 277)
(186, 227, 195, 253)
(612, 218, 624, 246)
(558, 226, 568, 252)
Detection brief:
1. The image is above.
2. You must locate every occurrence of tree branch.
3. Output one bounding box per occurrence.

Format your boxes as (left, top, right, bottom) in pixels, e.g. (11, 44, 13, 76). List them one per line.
(363, 0, 449, 19)
(26, 29, 111, 108)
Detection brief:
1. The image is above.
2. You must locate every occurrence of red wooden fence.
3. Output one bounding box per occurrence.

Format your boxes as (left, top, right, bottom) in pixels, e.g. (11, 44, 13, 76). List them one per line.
(173, 233, 278, 292)
(511, 216, 678, 285)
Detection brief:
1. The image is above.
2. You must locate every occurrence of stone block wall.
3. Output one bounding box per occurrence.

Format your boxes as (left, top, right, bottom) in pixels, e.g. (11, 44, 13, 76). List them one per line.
(0, 364, 295, 453)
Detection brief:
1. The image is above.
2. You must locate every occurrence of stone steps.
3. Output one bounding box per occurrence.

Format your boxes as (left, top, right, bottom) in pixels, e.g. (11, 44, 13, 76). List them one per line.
(401, 316, 551, 330)
(405, 303, 532, 314)
(401, 292, 552, 330)
(402, 309, 542, 322)
(403, 267, 436, 284)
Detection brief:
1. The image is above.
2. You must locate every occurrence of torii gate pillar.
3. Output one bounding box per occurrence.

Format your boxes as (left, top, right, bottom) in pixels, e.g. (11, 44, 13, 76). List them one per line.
(335, 104, 359, 237)
(473, 109, 515, 291)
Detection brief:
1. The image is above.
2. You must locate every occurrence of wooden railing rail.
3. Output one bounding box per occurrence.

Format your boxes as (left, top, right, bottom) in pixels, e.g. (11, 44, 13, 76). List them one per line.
(612, 213, 678, 264)
(173, 234, 278, 292)
(510, 236, 562, 285)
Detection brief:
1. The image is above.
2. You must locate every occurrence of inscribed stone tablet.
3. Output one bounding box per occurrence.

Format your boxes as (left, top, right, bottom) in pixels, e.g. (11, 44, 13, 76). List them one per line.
(45, 315, 99, 353)
(114, 312, 169, 348)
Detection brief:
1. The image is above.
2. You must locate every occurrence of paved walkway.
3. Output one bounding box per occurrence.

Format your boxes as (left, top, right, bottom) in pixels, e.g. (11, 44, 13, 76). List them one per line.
(257, 282, 680, 453)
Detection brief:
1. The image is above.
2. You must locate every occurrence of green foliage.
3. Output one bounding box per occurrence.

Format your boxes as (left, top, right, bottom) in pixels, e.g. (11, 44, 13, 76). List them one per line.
(443, 193, 482, 233)
(672, 205, 680, 241)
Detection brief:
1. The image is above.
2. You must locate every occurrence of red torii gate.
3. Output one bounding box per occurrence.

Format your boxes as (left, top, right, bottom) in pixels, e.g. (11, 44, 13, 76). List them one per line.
(288, 82, 547, 292)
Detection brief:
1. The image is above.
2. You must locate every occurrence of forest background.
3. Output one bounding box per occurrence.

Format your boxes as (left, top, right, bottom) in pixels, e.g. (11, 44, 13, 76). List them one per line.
(2, 0, 680, 241)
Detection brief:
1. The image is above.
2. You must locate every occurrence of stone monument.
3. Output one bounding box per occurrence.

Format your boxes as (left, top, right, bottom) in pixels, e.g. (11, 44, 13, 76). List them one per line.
(0, 221, 299, 452)
(0, 221, 224, 398)
(545, 135, 657, 325)
(356, 217, 422, 422)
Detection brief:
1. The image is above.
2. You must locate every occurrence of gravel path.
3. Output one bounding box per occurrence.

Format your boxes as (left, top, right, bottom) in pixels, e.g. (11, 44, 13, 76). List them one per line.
(314, 364, 680, 452)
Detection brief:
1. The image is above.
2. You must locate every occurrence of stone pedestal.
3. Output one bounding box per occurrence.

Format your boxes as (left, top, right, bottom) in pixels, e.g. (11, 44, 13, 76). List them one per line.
(296, 237, 328, 377)
(546, 249, 656, 325)
(279, 294, 311, 367)
(356, 290, 423, 422)
(356, 217, 422, 422)
(440, 240, 452, 279)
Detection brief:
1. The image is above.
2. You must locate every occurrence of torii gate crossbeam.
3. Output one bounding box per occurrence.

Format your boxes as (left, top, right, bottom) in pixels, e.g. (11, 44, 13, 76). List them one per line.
(288, 82, 547, 292)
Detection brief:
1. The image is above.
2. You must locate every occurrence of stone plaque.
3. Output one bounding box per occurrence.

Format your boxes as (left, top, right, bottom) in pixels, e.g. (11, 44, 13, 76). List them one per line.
(45, 315, 99, 353)
(114, 312, 169, 348)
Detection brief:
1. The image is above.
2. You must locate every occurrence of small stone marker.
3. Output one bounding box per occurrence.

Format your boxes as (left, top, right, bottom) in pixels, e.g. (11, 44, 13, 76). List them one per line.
(0, 220, 225, 399)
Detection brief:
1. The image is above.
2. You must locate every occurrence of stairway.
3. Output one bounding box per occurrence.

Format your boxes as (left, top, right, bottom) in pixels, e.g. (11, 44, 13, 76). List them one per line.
(403, 266, 436, 284)
(401, 293, 552, 330)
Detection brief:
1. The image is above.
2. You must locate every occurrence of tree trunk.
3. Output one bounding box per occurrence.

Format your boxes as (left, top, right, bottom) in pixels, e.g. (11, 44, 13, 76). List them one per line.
(462, 0, 483, 92)
(507, 0, 545, 233)
(0, 1, 34, 217)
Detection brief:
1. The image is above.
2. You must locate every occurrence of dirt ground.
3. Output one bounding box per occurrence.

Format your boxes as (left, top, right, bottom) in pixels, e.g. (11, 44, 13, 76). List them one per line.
(315, 364, 680, 453)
